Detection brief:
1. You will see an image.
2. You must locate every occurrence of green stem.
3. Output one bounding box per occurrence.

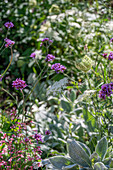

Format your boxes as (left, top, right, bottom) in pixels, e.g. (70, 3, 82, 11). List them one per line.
(25, 63, 47, 102)
(1, 47, 13, 77)
(1, 87, 16, 102)
(91, 67, 103, 79)
(85, 73, 92, 89)
(35, 59, 41, 71)
(0, 28, 9, 51)
(0, 48, 6, 55)
(63, 73, 76, 83)
(21, 89, 25, 122)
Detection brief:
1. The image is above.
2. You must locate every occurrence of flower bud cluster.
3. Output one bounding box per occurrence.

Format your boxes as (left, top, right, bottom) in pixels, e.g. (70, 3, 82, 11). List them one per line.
(99, 82, 113, 100)
(30, 52, 36, 59)
(4, 38, 15, 48)
(40, 38, 53, 47)
(4, 22, 14, 28)
(45, 54, 55, 61)
(0, 75, 3, 81)
(12, 78, 27, 90)
(51, 63, 66, 73)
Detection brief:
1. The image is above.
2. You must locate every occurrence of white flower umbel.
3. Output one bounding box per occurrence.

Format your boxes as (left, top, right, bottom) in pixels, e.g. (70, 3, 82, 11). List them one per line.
(47, 77, 68, 96)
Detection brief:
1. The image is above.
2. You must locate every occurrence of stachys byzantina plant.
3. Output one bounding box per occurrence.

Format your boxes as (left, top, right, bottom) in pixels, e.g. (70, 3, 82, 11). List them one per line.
(42, 137, 113, 170)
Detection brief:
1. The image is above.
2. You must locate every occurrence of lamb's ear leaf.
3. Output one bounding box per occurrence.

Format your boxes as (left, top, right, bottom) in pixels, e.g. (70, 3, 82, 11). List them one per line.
(61, 100, 72, 113)
(67, 139, 91, 167)
(78, 141, 91, 156)
(50, 156, 73, 169)
(95, 137, 108, 161)
(94, 162, 108, 170)
(62, 164, 77, 170)
(109, 158, 113, 168)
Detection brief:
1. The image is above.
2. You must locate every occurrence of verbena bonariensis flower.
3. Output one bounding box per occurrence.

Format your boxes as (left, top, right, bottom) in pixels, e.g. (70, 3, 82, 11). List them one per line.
(34, 134, 43, 143)
(0, 75, 3, 81)
(42, 38, 49, 42)
(108, 52, 113, 60)
(45, 130, 51, 135)
(12, 78, 27, 90)
(4, 22, 14, 28)
(110, 38, 113, 43)
(4, 38, 15, 48)
(40, 38, 53, 47)
(45, 54, 55, 61)
(99, 83, 113, 100)
(99, 90, 106, 100)
(109, 82, 113, 90)
(102, 53, 107, 59)
(30, 52, 36, 59)
(51, 63, 66, 73)
(101, 84, 112, 96)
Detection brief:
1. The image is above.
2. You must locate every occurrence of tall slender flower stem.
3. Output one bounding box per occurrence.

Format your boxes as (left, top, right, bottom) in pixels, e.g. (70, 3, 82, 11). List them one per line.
(1, 87, 16, 102)
(63, 73, 77, 83)
(91, 68, 103, 79)
(25, 41, 50, 101)
(35, 58, 41, 71)
(21, 90, 28, 162)
(1, 47, 13, 77)
(0, 48, 6, 55)
(25, 63, 47, 102)
(21, 89, 25, 122)
(85, 73, 92, 89)
(0, 28, 9, 51)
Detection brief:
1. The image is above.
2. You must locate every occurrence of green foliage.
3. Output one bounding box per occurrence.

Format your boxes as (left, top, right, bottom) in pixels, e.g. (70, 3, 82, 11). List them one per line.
(45, 137, 112, 169)
(95, 137, 108, 161)
(61, 100, 72, 113)
(94, 162, 108, 170)
(67, 139, 91, 167)
(50, 156, 74, 169)
(0, 0, 113, 169)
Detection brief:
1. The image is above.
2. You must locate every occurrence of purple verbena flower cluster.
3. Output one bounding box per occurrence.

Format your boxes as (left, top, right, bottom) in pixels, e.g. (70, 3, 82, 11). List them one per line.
(34, 134, 43, 143)
(0, 75, 3, 81)
(45, 130, 51, 135)
(12, 78, 27, 90)
(42, 38, 49, 42)
(101, 38, 113, 60)
(4, 38, 15, 48)
(45, 54, 55, 62)
(30, 52, 36, 59)
(110, 38, 113, 43)
(108, 52, 113, 60)
(51, 63, 66, 73)
(102, 53, 108, 59)
(99, 82, 113, 100)
(40, 38, 53, 47)
(4, 22, 14, 28)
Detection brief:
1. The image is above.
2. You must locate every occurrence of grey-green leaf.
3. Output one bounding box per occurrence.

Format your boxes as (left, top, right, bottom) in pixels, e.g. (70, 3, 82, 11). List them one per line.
(67, 139, 91, 167)
(95, 137, 108, 161)
(109, 158, 113, 168)
(90, 152, 101, 163)
(78, 141, 91, 156)
(50, 156, 74, 169)
(69, 90, 76, 102)
(62, 164, 77, 170)
(61, 100, 72, 112)
(94, 162, 108, 170)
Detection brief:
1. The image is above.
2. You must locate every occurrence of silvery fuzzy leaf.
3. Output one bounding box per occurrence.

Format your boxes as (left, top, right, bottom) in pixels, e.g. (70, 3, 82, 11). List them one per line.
(67, 139, 91, 167)
(94, 162, 108, 170)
